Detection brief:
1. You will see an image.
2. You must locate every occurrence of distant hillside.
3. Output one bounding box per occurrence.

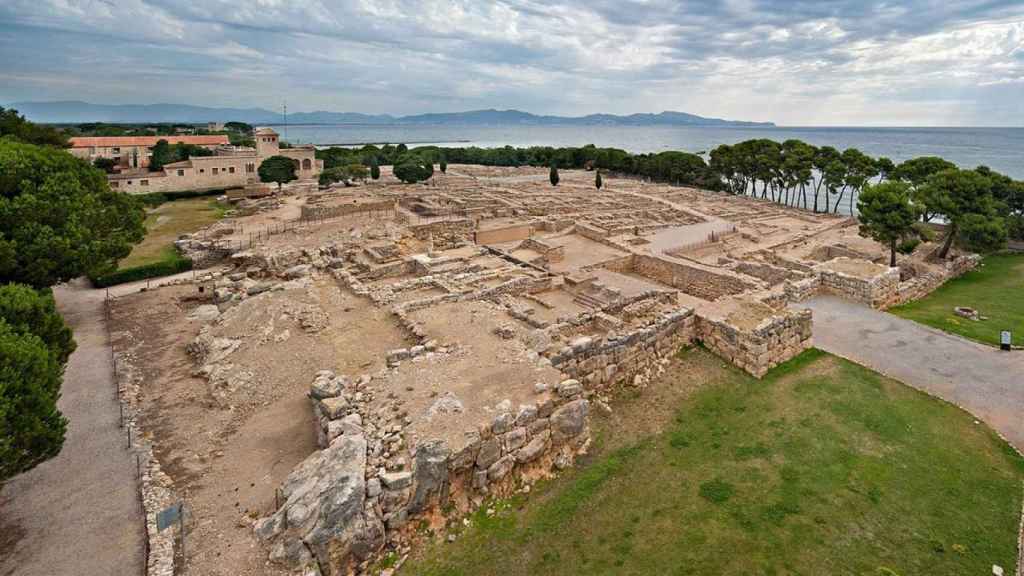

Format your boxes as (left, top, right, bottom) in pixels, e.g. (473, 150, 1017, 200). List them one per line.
(8, 101, 773, 127)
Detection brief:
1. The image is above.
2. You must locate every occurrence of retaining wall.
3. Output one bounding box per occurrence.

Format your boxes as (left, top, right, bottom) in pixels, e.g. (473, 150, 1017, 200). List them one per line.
(697, 308, 813, 378)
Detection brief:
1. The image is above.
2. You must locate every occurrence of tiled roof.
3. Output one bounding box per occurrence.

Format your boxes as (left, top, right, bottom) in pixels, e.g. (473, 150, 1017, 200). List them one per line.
(69, 135, 230, 148)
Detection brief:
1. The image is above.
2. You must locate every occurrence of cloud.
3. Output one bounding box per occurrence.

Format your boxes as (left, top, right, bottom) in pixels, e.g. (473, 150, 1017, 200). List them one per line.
(0, 0, 1022, 125)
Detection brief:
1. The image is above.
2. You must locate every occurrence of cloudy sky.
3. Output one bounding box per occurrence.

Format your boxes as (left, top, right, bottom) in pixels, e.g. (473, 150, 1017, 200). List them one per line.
(1, 0, 1022, 126)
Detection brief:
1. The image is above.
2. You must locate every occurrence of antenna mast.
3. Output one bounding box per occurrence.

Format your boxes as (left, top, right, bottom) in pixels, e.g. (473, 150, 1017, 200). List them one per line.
(283, 101, 288, 141)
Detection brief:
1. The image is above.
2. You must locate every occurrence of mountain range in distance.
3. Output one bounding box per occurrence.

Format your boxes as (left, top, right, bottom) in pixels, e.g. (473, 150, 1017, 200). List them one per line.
(7, 101, 775, 127)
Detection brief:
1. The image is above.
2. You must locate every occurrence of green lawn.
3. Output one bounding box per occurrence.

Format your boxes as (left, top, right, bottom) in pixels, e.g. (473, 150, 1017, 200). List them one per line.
(891, 253, 1024, 347)
(403, 348, 1024, 576)
(118, 197, 226, 269)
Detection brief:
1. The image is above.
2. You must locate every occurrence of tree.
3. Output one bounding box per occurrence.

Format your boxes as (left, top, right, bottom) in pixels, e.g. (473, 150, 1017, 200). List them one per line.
(370, 157, 381, 180)
(856, 182, 919, 267)
(0, 107, 69, 148)
(393, 161, 433, 184)
(440, 156, 447, 174)
(0, 320, 67, 481)
(919, 168, 1005, 258)
(0, 139, 146, 288)
(0, 284, 75, 365)
(258, 155, 298, 191)
(149, 139, 173, 172)
(893, 156, 957, 222)
(595, 170, 603, 190)
(93, 158, 117, 173)
(549, 162, 560, 186)
(347, 163, 369, 182)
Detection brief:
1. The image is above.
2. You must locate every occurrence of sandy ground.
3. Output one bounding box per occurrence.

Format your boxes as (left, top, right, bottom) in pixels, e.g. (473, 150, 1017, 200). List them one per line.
(0, 279, 144, 576)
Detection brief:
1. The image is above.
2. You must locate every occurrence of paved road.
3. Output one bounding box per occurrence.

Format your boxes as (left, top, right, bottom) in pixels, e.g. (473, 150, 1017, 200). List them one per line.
(795, 295, 1024, 453)
(0, 278, 144, 576)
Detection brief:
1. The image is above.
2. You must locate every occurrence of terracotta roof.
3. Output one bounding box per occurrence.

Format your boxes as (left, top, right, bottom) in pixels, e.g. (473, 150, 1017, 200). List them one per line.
(69, 135, 230, 148)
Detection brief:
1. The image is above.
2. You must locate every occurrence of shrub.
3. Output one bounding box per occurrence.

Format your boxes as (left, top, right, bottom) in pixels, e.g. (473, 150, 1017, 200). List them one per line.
(0, 320, 67, 480)
(0, 284, 75, 365)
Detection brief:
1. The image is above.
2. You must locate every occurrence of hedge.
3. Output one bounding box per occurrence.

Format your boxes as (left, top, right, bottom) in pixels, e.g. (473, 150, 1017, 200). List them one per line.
(136, 188, 229, 207)
(90, 254, 193, 288)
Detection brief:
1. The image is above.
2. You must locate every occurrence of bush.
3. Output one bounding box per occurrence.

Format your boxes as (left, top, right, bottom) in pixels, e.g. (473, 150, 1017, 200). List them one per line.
(0, 284, 75, 365)
(135, 188, 227, 208)
(90, 253, 192, 288)
(959, 213, 1007, 253)
(0, 320, 67, 480)
(699, 478, 736, 503)
(897, 238, 921, 255)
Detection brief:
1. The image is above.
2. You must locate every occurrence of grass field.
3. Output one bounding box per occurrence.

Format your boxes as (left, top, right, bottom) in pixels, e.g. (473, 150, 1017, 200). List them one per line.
(891, 253, 1024, 347)
(404, 348, 1024, 576)
(119, 197, 226, 269)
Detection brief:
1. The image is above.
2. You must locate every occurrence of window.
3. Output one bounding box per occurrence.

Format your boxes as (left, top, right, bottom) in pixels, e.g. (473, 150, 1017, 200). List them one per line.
(228, 166, 235, 174)
(199, 169, 205, 174)
(140, 180, 149, 186)
(112, 147, 121, 154)
(212, 168, 219, 175)
(177, 169, 184, 176)
(246, 163, 255, 173)
(127, 180, 133, 184)
(302, 158, 312, 170)
(110, 181, 119, 188)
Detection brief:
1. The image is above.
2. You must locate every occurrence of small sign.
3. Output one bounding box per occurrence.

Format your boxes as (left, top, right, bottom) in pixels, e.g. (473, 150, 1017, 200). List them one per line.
(1000, 330, 1012, 351)
(156, 502, 181, 532)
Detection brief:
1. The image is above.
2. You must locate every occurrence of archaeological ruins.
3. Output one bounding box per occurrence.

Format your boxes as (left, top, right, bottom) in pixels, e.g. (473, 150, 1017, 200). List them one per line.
(108, 165, 979, 576)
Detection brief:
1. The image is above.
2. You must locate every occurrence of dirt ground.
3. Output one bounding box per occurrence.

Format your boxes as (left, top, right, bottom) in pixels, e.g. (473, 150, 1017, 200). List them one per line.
(110, 278, 412, 576)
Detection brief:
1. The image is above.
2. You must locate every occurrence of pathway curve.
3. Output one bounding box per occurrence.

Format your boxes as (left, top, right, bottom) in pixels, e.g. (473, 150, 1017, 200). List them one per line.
(0, 278, 144, 576)
(795, 295, 1024, 453)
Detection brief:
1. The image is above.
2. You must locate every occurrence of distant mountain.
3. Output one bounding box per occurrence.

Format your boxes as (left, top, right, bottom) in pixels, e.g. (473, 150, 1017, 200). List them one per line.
(7, 101, 773, 127)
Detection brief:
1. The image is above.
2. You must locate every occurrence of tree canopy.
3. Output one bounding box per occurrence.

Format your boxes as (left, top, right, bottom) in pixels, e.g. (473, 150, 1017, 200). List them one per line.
(919, 168, 1006, 257)
(0, 284, 75, 365)
(258, 155, 298, 190)
(393, 160, 434, 184)
(857, 182, 920, 267)
(150, 140, 214, 172)
(0, 139, 146, 288)
(0, 319, 67, 480)
(0, 107, 69, 148)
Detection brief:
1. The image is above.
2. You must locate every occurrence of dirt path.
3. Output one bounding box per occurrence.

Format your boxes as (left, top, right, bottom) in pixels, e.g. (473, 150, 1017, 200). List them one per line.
(795, 295, 1024, 453)
(0, 278, 144, 576)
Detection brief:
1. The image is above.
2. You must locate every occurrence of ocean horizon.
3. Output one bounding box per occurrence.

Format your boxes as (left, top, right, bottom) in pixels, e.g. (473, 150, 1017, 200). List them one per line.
(278, 124, 1024, 180)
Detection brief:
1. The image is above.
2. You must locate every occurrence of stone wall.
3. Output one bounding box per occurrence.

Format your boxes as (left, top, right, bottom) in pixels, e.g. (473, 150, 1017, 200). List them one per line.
(255, 372, 592, 575)
(548, 307, 696, 389)
(893, 254, 980, 307)
(520, 237, 565, 262)
(300, 198, 396, 221)
(697, 308, 813, 378)
(611, 254, 756, 301)
(816, 258, 900, 308)
(408, 219, 475, 250)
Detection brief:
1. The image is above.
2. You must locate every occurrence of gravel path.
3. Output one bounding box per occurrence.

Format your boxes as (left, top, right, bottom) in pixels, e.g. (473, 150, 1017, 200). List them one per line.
(795, 295, 1024, 453)
(0, 278, 144, 576)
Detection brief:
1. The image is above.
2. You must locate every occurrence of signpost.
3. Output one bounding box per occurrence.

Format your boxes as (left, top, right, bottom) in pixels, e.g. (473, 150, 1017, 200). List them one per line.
(1000, 330, 1012, 351)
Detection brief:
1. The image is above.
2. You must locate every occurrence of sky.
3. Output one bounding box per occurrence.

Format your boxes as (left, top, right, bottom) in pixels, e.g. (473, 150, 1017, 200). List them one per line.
(1, 0, 1022, 126)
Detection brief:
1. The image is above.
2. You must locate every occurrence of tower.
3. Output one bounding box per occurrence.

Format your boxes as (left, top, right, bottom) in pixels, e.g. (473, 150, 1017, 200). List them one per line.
(254, 127, 280, 158)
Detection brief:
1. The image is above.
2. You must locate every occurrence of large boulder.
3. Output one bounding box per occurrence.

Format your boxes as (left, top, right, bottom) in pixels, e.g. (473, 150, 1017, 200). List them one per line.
(407, 440, 450, 514)
(255, 434, 383, 575)
(550, 399, 589, 442)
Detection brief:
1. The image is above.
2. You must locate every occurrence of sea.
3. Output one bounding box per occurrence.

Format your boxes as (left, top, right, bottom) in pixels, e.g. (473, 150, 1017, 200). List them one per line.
(279, 124, 1024, 180)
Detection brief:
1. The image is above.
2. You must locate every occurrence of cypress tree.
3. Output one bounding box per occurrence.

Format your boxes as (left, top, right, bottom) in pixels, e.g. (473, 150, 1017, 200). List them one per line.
(549, 163, 559, 186)
(370, 157, 380, 180)
(595, 170, 603, 190)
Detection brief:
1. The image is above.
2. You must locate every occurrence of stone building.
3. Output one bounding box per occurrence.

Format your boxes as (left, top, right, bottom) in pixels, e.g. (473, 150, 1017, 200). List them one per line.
(69, 134, 230, 169)
(105, 128, 322, 194)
